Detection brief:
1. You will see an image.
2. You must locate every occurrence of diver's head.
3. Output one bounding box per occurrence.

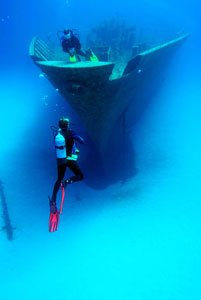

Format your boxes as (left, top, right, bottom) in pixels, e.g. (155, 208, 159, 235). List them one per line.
(64, 29, 72, 39)
(59, 117, 69, 130)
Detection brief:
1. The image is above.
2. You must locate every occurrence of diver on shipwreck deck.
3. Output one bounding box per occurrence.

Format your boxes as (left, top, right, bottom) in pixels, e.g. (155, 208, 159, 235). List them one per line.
(61, 29, 97, 62)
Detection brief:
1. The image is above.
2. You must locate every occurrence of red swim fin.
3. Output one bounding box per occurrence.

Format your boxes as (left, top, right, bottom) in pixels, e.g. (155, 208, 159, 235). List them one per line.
(48, 183, 66, 233)
(49, 210, 59, 232)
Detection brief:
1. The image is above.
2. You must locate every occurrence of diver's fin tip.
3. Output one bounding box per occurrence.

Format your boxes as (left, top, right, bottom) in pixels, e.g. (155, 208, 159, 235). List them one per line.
(49, 211, 60, 233)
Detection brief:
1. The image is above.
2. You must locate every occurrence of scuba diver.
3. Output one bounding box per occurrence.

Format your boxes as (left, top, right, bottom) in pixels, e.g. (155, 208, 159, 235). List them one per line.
(59, 29, 98, 62)
(61, 29, 86, 59)
(49, 117, 84, 232)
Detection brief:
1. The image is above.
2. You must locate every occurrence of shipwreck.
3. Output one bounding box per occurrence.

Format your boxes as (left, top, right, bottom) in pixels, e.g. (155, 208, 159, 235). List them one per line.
(29, 22, 188, 186)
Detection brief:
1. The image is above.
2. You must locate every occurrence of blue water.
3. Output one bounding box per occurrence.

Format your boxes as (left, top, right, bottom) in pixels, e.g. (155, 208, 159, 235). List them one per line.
(0, 1, 201, 299)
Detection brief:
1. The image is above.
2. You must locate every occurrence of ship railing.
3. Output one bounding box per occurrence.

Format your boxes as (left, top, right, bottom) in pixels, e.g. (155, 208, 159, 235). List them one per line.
(29, 37, 56, 62)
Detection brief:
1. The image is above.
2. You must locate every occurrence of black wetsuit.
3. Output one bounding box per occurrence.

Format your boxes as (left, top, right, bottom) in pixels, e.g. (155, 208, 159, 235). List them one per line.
(51, 128, 84, 203)
(62, 34, 86, 57)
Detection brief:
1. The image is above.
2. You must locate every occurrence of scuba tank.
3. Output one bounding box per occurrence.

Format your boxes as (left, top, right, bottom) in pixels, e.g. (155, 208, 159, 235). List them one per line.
(71, 29, 80, 39)
(55, 129, 66, 159)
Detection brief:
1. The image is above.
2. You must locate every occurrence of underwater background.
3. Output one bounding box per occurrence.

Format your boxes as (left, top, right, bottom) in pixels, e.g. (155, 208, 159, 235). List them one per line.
(0, 0, 201, 299)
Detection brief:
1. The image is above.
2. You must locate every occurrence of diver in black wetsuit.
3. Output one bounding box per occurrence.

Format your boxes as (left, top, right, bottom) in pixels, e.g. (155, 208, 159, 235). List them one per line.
(50, 118, 84, 209)
(61, 29, 88, 59)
